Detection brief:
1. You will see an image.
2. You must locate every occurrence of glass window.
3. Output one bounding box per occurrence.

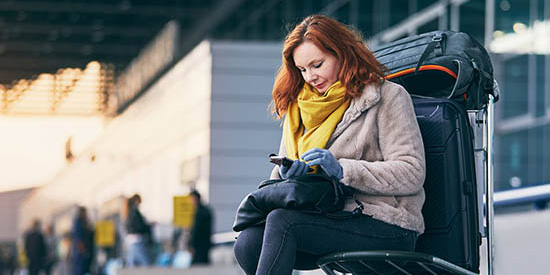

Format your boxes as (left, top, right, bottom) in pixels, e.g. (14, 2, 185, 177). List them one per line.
(417, 18, 439, 34)
(537, 0, 545, 21)
(390, 1, 412, 26)
(536, 55, 545, 117)
(496, 130, 529, 191)
(496, 126, 548, 191)
(495, 0, 530, 34)
(543, 124, 550, 183)
(530, 126, 545, 186)
(501, 55, 529, 119)
(417, 0, 438, 11)
(357, 0, 374, 36)
(332, 1, 358, 26)
(459, 0, 485, 44)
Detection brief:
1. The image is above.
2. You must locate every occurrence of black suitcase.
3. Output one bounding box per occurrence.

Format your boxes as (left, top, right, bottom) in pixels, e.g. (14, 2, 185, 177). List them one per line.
(413, 96, 480, 273)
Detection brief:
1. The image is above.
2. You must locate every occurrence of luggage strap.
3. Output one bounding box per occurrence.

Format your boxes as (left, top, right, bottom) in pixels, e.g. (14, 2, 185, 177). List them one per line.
(415, 32, 444, 72)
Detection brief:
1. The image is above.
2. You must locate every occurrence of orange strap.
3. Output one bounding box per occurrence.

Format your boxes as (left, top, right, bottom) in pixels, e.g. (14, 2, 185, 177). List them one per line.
(386, 65, 458, 80)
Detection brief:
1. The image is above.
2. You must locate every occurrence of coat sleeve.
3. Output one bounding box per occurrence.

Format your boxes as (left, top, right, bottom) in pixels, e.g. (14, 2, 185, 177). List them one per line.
(339, 86, 426, 196)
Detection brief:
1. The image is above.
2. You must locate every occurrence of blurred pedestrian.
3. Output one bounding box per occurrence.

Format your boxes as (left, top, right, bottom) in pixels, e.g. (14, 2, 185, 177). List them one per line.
(187, 190, 213, 265)
(124, 194, 152, 267)
(1, 245, 17, 275)
(23, 219, 45, 275)
(0, 247, 3, 275)
(71, 206, 94, 275)
(43, 224, 58, 275)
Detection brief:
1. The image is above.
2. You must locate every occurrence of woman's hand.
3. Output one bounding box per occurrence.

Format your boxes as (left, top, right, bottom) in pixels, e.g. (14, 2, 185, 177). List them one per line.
(279, 159, 309, 179)
(301, 148, 343, 180)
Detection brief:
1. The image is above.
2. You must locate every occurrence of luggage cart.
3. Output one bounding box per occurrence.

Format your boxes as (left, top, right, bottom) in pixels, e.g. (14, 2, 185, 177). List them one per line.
(317, 93, 497, 275)
(317, 30, 499, 274)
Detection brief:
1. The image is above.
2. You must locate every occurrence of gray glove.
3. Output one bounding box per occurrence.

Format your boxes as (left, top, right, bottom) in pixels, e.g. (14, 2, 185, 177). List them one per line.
(301, 148, 343, 180)
(279, 159, 309, 179)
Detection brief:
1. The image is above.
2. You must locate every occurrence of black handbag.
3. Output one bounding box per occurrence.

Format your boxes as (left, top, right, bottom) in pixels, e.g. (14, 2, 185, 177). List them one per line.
(232, 173, 362, 232)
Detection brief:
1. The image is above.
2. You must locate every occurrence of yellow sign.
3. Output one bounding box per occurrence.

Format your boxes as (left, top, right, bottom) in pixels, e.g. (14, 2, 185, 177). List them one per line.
(95, 220, 115, 247)
(18, 244, 27, 267)
(173, 195, 196, 228)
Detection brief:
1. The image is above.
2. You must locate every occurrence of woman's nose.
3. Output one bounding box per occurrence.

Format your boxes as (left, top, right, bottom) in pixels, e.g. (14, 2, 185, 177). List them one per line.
(304, 70, 317, 83)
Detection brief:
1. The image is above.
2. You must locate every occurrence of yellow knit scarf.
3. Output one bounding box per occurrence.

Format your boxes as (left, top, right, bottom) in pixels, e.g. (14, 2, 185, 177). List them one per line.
(283, 81, 351, 160)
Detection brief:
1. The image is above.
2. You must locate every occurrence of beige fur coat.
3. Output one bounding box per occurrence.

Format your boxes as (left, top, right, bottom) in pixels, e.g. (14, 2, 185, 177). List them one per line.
(270, 81, 426, 233)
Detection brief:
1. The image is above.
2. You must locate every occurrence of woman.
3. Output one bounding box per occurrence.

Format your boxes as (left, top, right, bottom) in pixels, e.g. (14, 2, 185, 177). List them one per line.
(233, 15, 426, 275)
(124, 194, 152, 267)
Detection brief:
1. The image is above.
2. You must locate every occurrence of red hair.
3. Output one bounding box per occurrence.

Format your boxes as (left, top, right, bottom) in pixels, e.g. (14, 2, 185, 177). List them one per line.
(271, 15, 385, 118)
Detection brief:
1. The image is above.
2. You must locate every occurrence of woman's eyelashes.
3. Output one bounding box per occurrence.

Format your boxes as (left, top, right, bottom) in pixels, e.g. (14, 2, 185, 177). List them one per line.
(297, 61, 323, 72)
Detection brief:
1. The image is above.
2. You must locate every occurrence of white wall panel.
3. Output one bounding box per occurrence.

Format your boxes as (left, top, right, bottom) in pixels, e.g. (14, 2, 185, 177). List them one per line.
(0, 189, 32, 242)
(18, 40, 285, 236)
(19, 41, 214, 233)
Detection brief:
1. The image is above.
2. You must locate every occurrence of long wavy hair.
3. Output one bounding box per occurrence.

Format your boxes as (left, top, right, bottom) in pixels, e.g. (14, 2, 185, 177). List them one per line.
(271, 15, 385, 118)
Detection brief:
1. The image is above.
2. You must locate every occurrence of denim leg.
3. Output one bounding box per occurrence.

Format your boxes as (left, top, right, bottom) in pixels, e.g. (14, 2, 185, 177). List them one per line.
(234, 226, 264, 275)
(255, 209, 417, 275)
(234, 226, 325, 274)
(126, 241, 149, 267)
(125, 245, 133, 267)
(73, 255, 86, 275)
(133, 241, 150, 266)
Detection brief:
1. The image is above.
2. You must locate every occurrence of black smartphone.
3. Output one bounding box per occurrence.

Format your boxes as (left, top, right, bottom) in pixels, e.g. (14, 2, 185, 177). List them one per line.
(269, 153, 314, 172)
(269, 153, 293, 167)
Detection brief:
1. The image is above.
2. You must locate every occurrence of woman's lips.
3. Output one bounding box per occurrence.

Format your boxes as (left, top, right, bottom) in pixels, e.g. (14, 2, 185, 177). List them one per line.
(314, 82, 325, 90)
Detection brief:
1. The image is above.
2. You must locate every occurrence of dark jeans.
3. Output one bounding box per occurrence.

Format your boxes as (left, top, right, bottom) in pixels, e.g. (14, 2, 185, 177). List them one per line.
(233, 209, 417, 275)
(27, 260, 41, 275)
(73, 255, 91, 275)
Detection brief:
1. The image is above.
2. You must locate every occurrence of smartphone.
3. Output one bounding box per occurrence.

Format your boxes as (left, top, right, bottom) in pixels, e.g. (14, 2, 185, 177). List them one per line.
(269, 153, 314, 172)
(269, 153, 293, 167)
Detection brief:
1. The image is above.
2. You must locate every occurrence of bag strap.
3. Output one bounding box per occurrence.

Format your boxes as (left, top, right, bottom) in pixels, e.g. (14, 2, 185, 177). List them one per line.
(258, 178, 284, 188)
(264, 172, 365, 220)
(415, 32, 444, 72)
(472, 60, 499, 101)
(471, 60, 499, 108)
(447, 59, 469, 99)
(351, 197, 365, 216)
(471, 60, 482, 109)
(492, 79, 501, 102)
(324, 175, 364, 220)
(322, 198, 363, 220)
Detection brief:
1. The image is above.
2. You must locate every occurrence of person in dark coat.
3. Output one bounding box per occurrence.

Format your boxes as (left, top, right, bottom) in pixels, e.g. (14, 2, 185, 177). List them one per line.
(24, 219, 46, 275)
(71, 206, 94, 275)
(43, 224, 58, 275)
(124, 194, 152, 267)
(187, 190, 213, 265)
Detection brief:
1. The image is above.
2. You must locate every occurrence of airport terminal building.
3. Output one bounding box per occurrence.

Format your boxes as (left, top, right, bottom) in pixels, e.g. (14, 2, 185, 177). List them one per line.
(0, 0, 548, 274)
